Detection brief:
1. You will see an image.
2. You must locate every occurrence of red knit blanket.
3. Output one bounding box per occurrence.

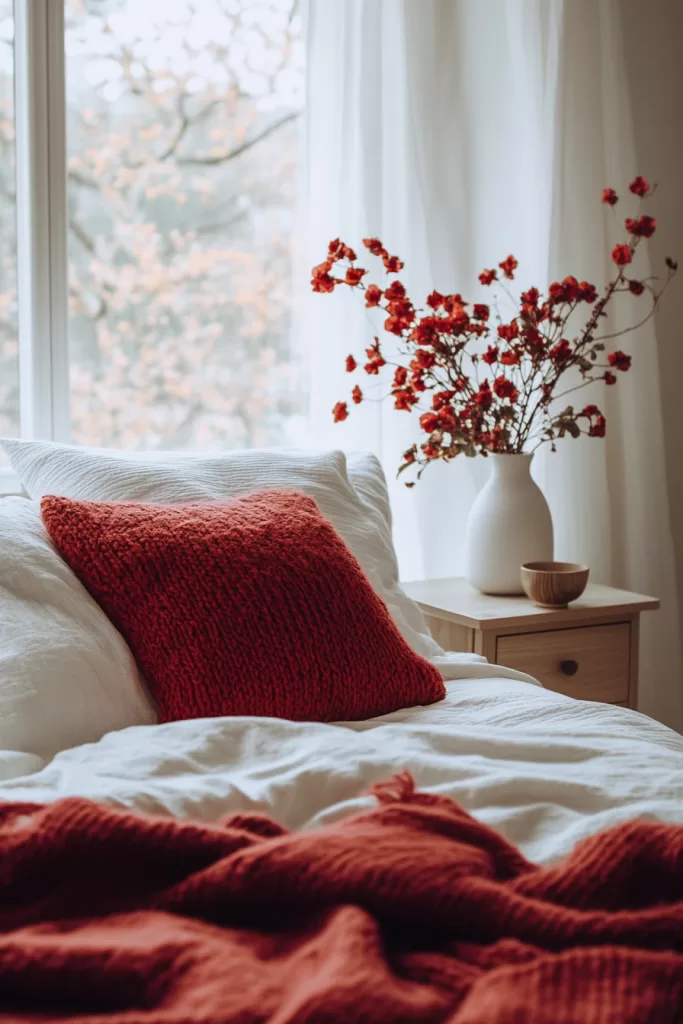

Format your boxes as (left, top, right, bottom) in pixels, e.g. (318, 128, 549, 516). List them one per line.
(0, 773, 682, 1023)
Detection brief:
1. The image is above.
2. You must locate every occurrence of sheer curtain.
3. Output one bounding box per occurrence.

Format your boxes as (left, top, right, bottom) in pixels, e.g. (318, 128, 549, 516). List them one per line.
(301, 0, 683, 732)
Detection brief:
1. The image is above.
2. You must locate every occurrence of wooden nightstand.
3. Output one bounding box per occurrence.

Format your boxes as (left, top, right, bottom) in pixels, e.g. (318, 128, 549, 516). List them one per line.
(402, 578, 659, 709)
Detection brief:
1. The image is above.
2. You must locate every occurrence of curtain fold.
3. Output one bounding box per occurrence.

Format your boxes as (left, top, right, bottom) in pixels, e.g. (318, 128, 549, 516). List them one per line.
(301, 0, 683, 731)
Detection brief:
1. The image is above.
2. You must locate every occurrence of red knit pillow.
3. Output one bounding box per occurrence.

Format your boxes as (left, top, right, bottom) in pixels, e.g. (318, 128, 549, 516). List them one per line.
(41, 490, 445, 723)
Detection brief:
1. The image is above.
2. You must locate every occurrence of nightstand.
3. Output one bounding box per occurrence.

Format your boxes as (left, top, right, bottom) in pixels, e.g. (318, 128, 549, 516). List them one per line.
(402, 578, 660, 709)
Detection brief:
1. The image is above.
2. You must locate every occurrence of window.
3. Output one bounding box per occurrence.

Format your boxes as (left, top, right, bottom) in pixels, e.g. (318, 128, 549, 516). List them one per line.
(2, 0, 304, 484)
(0, 1, 17, 462)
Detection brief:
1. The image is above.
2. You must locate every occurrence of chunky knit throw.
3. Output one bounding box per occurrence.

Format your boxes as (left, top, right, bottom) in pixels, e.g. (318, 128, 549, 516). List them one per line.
(0, 774, 681, 1022)
(41, 490, 445, 723)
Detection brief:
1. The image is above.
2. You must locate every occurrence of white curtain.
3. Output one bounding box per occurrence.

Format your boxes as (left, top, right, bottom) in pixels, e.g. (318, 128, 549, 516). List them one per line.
(301, 0, 683, 732)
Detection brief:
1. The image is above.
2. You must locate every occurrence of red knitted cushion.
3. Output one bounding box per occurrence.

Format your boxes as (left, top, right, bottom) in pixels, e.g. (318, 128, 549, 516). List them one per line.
(41, 490, 445, 723)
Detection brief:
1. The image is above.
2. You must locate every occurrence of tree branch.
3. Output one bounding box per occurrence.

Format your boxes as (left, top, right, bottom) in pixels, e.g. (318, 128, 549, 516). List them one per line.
(177, 111, 299, 167)
(68, 168, 99, 191)
(157, 96, 222, 163)
(69, 217, 96, 254)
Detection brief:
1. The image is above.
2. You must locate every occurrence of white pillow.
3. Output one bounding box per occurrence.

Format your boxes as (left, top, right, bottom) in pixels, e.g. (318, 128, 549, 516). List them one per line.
(2, 439, 441, 658)
(0, 497, 156, 759)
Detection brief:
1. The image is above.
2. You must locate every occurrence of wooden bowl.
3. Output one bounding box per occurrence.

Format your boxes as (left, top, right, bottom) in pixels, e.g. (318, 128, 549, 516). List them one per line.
(521, 561, 589, 608)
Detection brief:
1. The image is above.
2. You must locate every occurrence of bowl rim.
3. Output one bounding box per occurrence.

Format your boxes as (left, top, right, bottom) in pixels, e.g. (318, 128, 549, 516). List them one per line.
(521, 561, 589, 575)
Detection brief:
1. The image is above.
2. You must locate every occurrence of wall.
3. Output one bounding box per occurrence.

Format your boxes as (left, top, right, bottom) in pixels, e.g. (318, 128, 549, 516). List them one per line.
(621, 0, 683, 636)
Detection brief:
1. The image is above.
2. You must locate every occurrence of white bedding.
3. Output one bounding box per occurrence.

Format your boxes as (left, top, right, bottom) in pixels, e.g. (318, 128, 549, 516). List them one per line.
(1, 670, 681, 865)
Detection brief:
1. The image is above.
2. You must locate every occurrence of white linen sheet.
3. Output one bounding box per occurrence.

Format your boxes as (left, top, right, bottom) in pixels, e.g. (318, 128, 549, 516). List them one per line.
(0, 671, 681, 865)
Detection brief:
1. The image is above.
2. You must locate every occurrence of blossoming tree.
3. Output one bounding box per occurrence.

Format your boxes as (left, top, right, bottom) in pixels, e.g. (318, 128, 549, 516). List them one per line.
(0, 0, 303, 452)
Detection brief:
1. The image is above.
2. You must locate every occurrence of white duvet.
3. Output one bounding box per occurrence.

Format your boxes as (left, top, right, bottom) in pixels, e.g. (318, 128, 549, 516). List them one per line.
(1, 668, 681, 865)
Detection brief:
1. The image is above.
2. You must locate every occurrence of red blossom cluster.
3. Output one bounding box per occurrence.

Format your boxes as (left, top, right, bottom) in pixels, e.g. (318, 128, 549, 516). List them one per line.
(313, 179, 676, 481)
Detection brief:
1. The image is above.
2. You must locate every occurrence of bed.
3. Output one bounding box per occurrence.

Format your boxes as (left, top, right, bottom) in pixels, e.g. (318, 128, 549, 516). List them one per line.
(0, 438, 682, 1020)
(1, 671, 681, 866)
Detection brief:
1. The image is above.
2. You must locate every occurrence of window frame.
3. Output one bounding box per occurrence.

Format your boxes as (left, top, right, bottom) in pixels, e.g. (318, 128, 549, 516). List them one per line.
(1, 0, 68, 492)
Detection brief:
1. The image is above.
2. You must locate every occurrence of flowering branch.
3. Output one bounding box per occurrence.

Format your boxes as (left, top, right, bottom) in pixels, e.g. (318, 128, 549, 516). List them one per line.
(311, 177, 677, 483)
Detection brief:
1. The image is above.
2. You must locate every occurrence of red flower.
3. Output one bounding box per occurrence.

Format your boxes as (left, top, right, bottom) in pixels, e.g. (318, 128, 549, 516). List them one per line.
(384, 315, 407, 336)
(628, 279, 645, 296)
(472, 303, 490, 321)
(608, 350, 632, 372)
(497, 322, 520, 342)
(419, 412, 440, 433)
(345, 355, 357, 372)
(345, 267, 367, 286)
(422, 443, 440, 459)
(499, 255, 518, 280)
(402, 446, 416, 464)
(332, 402, 348, 423)
(443, 311, 470, 335)
(386, 298, 414, 326)
(328, 239, 342, 257)
(351, 385, 363, 405)
(602, 188, 619, 206)
(604, 371, 617, 385)
(629, 176, 650, 197)
(393, 366, 408, 387)
(383, 254, 404, 273)
(394, 389, 418, 411)
(550, 338, 572, 363)
(411, 321, 437, 346)
(521, 287, 539, 306)
(493, 376, 519, 401)
(432, 390, 456, 410)
(589, 415, 606, 438)
(478, 345, 497, 366)
(562, 275, 581, 302)
(364, 342, 385, 375)
(384, 280, 406, 301)
(549, 276, 584, 304)
(410, 371, 427, 393)
(426, 290, 444, 309)
(579, 281, 598, 303)
(479, 268, 497, 286)
(582, 404, 600, 417)
(626, 215, 656, 238)
(311, 260, 337, 293)
(443, 294, 465, 313)
(474, 380, 493, 408)
(548, 281, 566, 303)
(412, 349, 436, 370)
(611, 243, 632, 266)
(363, 238, 386, 256)
(500, 349, 521, 366)
(341, 245, 357, 261)
(364, 284, 383, 307)
(437, 406, 457, 430)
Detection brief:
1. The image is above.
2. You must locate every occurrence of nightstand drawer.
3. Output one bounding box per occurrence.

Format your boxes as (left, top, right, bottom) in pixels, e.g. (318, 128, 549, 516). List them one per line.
(496, 623, 631, 703)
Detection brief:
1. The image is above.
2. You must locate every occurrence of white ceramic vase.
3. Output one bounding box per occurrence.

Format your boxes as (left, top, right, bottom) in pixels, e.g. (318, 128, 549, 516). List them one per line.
(465, 453, 553, 595)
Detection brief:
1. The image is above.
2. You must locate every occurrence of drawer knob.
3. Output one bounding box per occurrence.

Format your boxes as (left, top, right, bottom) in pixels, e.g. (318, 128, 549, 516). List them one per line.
(560, 659, 579, 676)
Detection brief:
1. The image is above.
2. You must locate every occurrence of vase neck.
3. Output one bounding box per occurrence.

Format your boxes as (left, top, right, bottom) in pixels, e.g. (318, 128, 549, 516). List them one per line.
(489, 453, 534, 480)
